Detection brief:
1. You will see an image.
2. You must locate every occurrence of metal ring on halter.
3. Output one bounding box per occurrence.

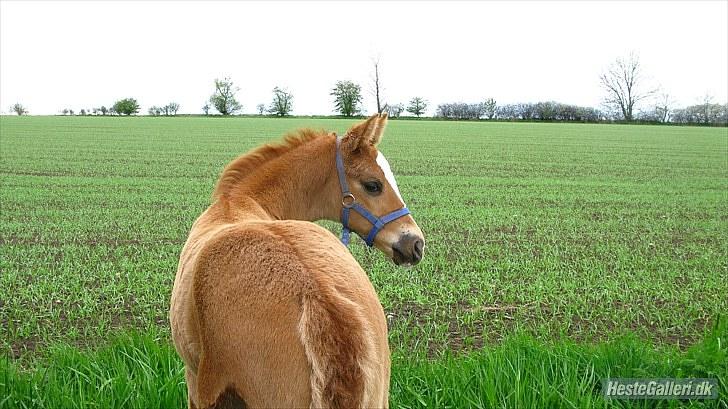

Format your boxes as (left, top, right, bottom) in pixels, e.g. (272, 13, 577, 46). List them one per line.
(342, 193, 356, 208)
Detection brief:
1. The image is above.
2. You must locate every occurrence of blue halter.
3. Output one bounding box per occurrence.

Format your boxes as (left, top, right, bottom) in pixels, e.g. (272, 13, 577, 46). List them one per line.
(335, 136, 411, 247)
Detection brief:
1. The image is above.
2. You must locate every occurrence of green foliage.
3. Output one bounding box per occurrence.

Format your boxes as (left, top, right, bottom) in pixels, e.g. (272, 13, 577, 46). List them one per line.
(484, 98, 497, 119)
(407, 97, 427, 117)
(9, 103, 27, 116)
(1, 323, 725, 408)
(391, 321, 727, 408)
(111, 98, 140, 116)
(268, 86, 293, 116)
(330, 80, 362, 117)
(209, 77, 241, 115)
(1, 332, 186, 409)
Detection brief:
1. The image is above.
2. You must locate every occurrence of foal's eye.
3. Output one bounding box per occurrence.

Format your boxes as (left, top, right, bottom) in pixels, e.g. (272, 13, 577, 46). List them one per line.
(362, 181, 382, 194)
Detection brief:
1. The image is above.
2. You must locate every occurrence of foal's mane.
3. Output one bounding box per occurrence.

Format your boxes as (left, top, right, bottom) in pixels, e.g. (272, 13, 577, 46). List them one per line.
(213, 128, 326, 198)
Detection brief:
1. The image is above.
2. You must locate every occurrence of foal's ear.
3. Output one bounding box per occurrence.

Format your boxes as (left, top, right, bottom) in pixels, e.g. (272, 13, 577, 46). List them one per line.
(344, 113, 388, 151)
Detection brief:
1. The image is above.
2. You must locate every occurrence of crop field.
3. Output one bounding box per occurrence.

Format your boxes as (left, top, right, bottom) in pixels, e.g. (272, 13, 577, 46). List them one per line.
(1, 116, 727, 408)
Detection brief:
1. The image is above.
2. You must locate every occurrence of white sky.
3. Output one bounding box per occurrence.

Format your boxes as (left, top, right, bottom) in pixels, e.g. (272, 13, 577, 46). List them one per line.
(1, 0, 726, 115)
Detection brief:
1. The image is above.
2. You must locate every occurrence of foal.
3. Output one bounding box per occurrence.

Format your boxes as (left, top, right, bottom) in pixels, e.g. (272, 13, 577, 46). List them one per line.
(170, 113, 424, 408)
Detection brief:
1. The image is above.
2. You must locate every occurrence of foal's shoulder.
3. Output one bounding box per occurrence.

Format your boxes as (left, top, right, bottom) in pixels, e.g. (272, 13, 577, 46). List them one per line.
(201, 220, 342, 253)
(197, 220, 357, 275)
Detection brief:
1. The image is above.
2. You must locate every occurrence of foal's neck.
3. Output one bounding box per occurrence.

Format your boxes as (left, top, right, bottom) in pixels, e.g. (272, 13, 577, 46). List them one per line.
(219, 135, 340, 223)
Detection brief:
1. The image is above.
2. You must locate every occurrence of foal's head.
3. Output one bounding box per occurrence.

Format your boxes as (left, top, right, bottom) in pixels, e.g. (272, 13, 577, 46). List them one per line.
(338, 114, 425, 266)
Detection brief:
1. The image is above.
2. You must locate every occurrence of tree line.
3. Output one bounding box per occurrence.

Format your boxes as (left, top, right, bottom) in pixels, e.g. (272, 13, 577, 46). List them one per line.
(432, 99, 726, 124)
(57, 98, 144, 116)
(203, 77, 429, 119)
(435, 101, 602, 122)
(6, 52, 726, 125)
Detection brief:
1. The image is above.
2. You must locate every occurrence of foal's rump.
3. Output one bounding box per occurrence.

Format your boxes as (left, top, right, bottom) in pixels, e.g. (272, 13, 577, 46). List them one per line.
(191, 221, 390, 409)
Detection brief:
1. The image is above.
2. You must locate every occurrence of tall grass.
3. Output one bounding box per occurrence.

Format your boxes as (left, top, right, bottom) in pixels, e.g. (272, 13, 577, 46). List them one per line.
(1, 333, 185, 409)
(2, 321, 725, 409)
(390, 326, 727, 408)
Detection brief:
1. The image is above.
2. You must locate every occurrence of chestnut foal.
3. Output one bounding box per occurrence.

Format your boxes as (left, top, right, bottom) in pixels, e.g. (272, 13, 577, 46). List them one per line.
(170, 114, 425, 408)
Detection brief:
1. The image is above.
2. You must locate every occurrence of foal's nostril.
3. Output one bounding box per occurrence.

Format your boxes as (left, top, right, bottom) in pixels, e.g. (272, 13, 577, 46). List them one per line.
(392, 235, 424, 266)
(413, 239, 424, 262)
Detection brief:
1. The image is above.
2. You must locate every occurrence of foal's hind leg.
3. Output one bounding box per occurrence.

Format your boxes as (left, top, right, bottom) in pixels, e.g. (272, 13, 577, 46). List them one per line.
(185, 368, 199, 409)
(195, 355, 247, 409)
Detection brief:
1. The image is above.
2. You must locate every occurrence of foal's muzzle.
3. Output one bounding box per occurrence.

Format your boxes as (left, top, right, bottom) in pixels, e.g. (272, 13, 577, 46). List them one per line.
(392, 234, 425, 266)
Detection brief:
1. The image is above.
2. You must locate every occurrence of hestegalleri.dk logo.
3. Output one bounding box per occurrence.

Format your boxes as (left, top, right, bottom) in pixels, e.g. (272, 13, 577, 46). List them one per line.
(602, 378, 718, 400)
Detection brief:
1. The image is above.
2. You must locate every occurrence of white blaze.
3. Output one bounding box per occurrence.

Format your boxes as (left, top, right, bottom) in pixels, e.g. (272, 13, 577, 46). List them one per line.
(375, 151, 405, 205)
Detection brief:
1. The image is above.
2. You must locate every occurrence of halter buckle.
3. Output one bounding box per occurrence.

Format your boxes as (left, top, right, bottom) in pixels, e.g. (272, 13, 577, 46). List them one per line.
(342, 193, 356, 208)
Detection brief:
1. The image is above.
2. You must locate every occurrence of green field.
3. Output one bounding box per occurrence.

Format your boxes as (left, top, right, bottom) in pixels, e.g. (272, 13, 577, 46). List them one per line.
(1, 116, 727, 407)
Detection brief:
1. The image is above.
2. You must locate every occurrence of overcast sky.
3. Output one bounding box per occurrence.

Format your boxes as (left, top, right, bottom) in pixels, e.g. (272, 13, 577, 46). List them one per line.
(1, 0, 726, 115)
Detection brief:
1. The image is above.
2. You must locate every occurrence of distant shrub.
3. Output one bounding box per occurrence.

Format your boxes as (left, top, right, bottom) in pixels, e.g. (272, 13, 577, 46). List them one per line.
(112, 98, 140, 116)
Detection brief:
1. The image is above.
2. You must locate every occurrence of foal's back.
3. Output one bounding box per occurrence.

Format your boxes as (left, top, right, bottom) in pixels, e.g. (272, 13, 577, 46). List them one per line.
(191, 219, 390, 408)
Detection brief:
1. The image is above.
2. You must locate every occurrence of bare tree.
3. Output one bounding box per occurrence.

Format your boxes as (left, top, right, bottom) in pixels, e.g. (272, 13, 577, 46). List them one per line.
(167, 102, 180, 116)
(671, 99, 728, 125)
(654, 93, 673, 123)
(436, 102, 486, 120)
(202, 103, 210, 116)
(256, 103, 266, 115)
(698, 94, 716, 124)
(268, 87, 293, 116)
(386, 103, 404, 118)
(600, 53, 655, 121)
(370, 57, 385, 114)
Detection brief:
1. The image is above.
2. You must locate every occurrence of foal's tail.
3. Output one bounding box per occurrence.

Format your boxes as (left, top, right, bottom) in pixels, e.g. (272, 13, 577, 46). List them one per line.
(297, 289, 381, 409)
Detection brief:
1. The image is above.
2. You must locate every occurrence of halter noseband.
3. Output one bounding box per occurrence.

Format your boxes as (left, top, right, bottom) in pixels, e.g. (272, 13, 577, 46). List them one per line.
(335, 136, 411, 247)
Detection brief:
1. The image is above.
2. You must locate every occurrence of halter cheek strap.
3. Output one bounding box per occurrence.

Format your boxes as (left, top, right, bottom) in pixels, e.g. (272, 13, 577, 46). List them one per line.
(335, 136, 410, 247)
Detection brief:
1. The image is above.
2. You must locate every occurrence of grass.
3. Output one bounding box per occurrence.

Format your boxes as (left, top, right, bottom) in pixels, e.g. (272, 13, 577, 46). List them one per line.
(1, 116, 727, 406)
(2, 321, 725, 408)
